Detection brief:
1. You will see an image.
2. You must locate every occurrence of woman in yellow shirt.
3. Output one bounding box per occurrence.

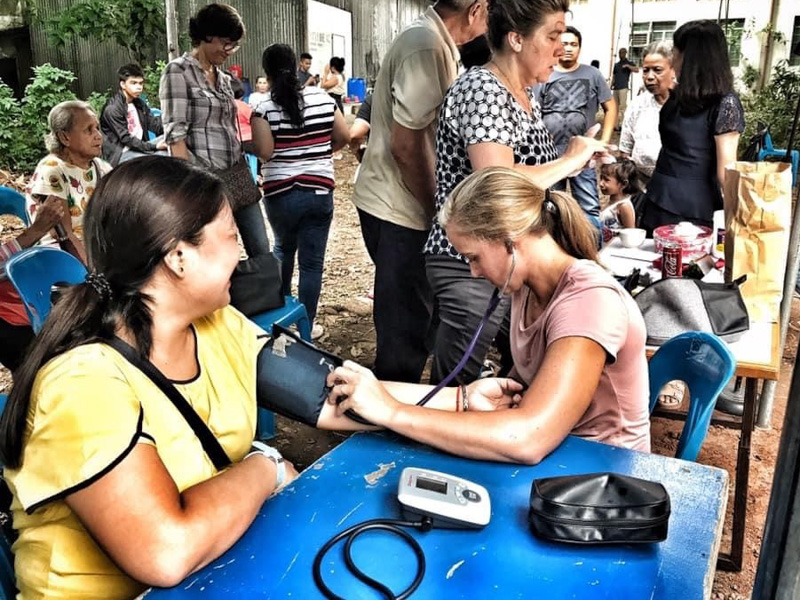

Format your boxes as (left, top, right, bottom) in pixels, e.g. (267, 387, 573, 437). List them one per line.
(0, 156, 300, 599)
(0, 154, 523, 599)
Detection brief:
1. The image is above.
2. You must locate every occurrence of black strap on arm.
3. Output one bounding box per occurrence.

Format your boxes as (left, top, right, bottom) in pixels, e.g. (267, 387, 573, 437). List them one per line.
(107, 337, 233, 471)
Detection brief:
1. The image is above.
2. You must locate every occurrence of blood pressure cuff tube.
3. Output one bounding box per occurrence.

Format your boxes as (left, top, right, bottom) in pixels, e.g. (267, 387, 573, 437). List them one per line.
(256, 325, 373, 426)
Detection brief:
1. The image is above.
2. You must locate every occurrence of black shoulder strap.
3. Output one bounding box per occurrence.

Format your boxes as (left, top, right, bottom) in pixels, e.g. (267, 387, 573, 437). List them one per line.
(107, 337, 232, 471)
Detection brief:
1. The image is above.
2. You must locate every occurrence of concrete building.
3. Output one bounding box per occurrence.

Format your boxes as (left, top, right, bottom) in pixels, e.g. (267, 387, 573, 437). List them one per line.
(568, 0, 797, 94)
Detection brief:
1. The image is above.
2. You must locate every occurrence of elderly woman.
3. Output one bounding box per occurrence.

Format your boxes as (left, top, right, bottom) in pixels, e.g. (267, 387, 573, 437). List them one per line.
(160, 3, 270, 258)
(423, 0, 608, 384)
(25, 100, 111, 264)
(330, 167, 650, 462)
(640, 20, 744, 232)
(618, 40, 675, 187)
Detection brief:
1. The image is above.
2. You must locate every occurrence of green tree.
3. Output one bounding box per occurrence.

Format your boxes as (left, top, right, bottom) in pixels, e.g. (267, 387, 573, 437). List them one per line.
(33, 0, 165, 66)
(0, 64, 78, 172)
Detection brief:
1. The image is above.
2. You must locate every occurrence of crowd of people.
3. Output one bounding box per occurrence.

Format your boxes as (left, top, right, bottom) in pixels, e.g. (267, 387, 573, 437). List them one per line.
(0, 0, 745, 597)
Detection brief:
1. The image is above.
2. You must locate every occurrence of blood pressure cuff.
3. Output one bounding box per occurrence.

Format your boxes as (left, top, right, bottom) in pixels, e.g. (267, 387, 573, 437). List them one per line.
(529, 473, 670, 544)
(256, 324, 372, 426)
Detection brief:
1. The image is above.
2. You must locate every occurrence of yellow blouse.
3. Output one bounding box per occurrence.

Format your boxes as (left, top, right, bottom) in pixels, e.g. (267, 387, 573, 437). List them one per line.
(4, 306, 265, 599)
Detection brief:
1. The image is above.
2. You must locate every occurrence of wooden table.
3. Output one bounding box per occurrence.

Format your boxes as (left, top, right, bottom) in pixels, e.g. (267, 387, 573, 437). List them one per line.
(144, 432, 729, 599)
(600, 238, 781, 571)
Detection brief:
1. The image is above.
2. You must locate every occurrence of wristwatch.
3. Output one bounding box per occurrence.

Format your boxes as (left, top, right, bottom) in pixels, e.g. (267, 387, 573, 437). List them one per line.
(247, 440, 286, 489)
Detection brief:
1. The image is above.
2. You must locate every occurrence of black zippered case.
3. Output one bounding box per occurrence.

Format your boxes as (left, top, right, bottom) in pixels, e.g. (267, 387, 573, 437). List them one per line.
(528, 473, 670, 544)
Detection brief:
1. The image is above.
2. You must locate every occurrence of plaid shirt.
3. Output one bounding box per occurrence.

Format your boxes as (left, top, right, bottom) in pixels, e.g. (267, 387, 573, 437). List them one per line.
(160, 53, 241, 170)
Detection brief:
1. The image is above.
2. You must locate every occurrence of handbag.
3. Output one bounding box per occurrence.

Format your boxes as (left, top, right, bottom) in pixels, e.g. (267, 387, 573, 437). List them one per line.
(634, 275, 749, 346)
(106, 337, 232, 471)
(216, 155, 262, 212)
(229, 253, 285, 316)
(528, 473, 670, 544)
(256, 324, 372, 426)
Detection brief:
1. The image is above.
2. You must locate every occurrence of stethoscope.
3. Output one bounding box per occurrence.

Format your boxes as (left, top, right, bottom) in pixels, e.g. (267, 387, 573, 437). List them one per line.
(416, 246, 517, 406)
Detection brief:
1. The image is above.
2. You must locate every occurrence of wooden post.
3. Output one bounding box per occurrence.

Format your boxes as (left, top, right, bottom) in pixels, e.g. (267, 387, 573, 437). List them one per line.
(165, 0, 180, 61)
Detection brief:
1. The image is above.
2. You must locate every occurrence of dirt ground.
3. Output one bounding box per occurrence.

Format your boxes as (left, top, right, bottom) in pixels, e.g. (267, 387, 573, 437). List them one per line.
(1, 152, 796, 599)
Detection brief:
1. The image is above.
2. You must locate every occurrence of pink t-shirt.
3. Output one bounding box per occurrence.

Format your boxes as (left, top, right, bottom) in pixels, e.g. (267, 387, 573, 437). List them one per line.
(510, 260, 651, 452)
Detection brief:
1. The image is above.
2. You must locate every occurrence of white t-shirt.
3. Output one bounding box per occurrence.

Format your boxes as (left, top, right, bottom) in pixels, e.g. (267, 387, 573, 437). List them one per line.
(248, 91, 270, 109)
(126, 102, 143, 148)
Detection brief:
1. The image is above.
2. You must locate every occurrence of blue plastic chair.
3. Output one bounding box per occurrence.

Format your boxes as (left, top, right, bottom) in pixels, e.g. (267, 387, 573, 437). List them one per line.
(758, 131, 799, 188)
(245, 153, 258, 183)
(249, 296, 312, 440)
(648, 331, 736, 462)
(5, 247, 87, 333)
(0, 187, 29, 227)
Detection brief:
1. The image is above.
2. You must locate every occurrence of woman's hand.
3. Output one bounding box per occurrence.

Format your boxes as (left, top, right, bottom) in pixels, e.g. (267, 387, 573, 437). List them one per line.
(326, 360, 400, 426)
(466, 378, 524, 412)
(563, 125, 614, 175)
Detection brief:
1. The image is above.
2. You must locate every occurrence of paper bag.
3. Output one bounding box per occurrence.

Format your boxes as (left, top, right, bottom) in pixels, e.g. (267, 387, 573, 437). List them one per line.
(723, 161, 792, 322)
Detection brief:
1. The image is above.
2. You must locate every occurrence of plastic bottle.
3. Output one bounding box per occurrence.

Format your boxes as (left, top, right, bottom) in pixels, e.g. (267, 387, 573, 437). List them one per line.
(712, 210, 725, 259)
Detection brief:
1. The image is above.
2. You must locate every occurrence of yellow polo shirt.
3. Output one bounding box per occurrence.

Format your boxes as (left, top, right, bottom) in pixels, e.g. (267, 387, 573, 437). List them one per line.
(4, 306, 264, 599)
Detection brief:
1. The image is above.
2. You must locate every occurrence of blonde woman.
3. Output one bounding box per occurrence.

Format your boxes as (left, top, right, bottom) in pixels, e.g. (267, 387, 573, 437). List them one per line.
(328, 167, 650, 463)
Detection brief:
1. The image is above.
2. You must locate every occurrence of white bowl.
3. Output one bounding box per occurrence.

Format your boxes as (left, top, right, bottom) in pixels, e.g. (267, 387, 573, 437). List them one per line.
(618, 227, 646, 248)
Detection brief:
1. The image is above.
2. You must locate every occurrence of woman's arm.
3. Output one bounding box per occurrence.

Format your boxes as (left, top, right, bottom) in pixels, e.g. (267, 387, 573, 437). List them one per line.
(66, 444, 295, 587)
(317, 376, 523, 430)
(160, 64, 191, 160)
(250, 114, 275, 161)
(328, 337, 606, 464)
(715, 131, 740, 191)
(320, 67, 338, 91)
(468, 136, 608, 190)
(331, 108, 350, 152)
(618, 201, 636, 228)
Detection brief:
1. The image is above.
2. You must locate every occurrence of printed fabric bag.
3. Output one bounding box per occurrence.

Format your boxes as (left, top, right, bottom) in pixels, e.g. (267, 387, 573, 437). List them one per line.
(723, 161, 792, 322)
(216, 155, 262, 212)
(634, 276, 749, 346)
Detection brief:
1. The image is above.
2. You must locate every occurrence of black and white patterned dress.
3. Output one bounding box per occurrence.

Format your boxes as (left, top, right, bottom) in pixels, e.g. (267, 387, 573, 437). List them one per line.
(423, 67, 559, 260)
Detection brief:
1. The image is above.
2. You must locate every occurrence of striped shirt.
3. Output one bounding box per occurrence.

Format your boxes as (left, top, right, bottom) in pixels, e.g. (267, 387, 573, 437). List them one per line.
(253, 87, 336, 197)
(160, 53, 241, 170)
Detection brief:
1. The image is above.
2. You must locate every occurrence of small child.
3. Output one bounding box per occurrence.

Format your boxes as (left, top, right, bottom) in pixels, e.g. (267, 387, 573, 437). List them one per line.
(248, 76, 270, 110)
(599, 159, 640, 243)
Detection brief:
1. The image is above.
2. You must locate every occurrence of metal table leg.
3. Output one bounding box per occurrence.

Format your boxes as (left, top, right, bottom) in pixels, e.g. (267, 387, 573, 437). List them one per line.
(716, 377, 759, 572)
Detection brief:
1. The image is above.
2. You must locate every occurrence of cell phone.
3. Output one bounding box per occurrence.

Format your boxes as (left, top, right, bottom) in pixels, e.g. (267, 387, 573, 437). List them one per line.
(33, 193, 68, 240)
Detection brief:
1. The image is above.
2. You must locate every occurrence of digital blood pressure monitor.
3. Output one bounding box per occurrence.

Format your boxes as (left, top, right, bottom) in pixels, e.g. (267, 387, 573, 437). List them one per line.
(397, 467, 491, 529)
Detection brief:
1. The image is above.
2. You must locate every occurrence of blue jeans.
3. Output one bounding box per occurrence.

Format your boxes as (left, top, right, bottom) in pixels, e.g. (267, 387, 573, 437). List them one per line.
(265, 188, 333, 324)
(234, 201, 272, 258)
(553, 167, 602, 234)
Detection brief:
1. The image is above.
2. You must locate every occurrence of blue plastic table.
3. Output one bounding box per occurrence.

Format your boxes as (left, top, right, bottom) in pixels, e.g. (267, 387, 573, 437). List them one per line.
(144, 432, 728, 599)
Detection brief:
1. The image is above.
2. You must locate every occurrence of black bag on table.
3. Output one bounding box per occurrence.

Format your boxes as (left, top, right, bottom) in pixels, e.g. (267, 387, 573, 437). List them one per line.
(229, 253, 284, 316)
(529, 473, 670, 544)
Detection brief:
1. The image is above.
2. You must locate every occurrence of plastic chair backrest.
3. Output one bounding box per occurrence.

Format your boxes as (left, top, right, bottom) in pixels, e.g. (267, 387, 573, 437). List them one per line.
(5, 247, 87, 333)
(763, 131, 774, 152)
(0, 187, 29, 227)
(648, 331, 736, 461)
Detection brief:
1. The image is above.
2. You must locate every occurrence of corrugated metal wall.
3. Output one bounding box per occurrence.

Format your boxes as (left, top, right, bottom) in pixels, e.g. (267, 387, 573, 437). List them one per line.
(28, 0, 138, 97)
(29, 0, 430, 97)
